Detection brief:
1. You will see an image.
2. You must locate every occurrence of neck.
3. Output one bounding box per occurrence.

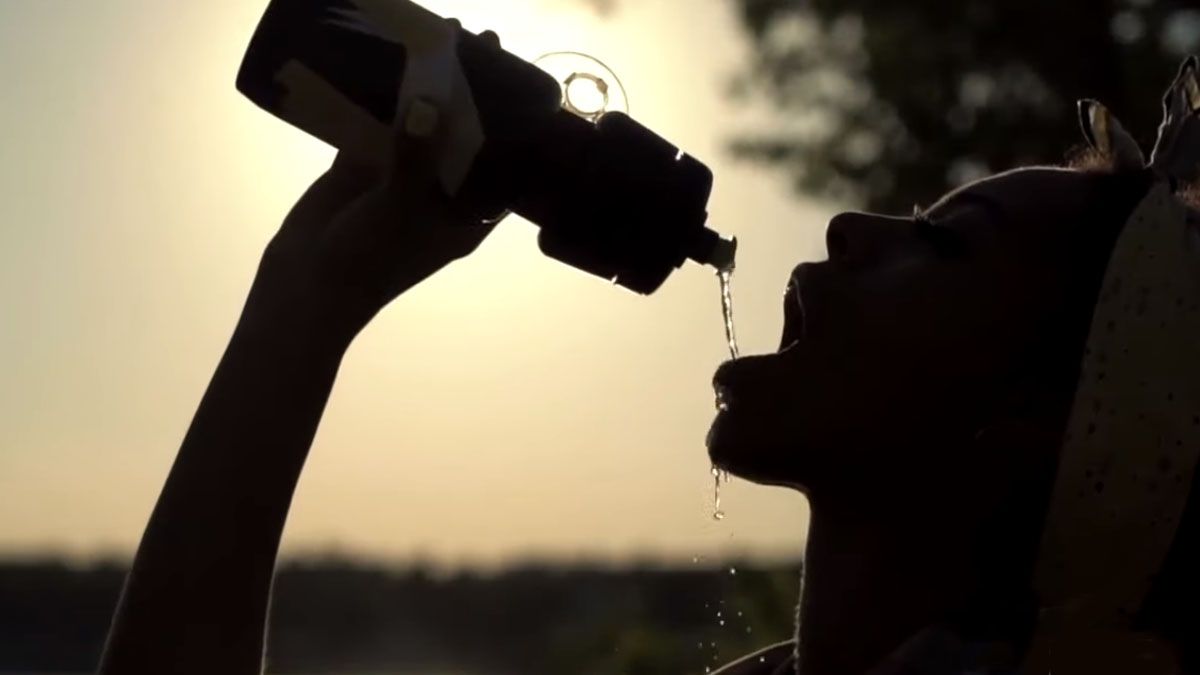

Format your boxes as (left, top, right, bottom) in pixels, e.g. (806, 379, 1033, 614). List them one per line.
(789, 418, 1066, 674)
(794, 498, 978, 675)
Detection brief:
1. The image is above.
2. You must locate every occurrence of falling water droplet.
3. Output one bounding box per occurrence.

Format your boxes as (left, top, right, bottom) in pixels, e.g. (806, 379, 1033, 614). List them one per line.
(712, 465, 726, 521)
(729, 567, 737, 576)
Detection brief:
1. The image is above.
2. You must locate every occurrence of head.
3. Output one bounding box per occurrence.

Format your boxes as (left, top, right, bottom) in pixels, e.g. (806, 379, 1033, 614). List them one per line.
(708, 159, 1200, 668)
(707, 56, 1200, 671)
(709, 163, 1156, 509)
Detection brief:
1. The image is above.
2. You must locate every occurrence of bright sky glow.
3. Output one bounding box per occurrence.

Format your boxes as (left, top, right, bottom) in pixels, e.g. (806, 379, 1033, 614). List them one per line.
(0, 0, 834, 567)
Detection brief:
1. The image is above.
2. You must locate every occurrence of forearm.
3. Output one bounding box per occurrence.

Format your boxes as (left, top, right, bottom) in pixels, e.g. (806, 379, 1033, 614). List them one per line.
(98, 109, 470, 672)
(100, 298, 352, 675)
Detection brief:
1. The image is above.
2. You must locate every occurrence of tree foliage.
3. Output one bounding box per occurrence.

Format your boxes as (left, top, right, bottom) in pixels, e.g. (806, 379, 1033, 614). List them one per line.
(727, 0, 1200, 212)
(0, 558, 799, 674)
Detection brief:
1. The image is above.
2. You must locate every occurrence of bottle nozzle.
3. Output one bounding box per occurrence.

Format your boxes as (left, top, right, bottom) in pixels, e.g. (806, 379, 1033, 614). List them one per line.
(687, 227, 738, 272)
(709, 234, 738, 273)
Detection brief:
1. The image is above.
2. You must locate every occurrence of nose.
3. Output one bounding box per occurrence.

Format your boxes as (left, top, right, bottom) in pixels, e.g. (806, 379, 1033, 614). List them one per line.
(825, 211, 913, 268)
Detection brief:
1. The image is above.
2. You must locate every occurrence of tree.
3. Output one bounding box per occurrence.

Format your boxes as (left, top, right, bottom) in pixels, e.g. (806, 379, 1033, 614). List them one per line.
(724, 0, 1200, 212)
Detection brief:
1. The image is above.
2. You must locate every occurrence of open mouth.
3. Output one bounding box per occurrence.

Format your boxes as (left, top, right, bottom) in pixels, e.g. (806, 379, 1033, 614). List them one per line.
(779, 264, 808, 350)
(712, 264, 810, 412)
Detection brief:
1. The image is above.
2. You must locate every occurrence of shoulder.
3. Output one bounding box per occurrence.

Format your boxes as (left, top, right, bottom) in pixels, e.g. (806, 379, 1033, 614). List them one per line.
(710, 640, 796, 675)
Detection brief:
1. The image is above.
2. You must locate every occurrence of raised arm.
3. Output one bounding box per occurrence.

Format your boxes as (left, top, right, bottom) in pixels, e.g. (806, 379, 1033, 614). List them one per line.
(99, 101, 494, 675)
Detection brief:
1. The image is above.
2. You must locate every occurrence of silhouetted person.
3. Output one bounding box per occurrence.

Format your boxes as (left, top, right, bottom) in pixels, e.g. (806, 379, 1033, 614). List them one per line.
(100, 65, 1200, 675)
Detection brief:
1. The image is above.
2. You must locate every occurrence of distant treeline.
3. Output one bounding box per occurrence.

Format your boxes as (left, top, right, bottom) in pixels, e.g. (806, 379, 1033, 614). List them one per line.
(0, 557, 800, 674)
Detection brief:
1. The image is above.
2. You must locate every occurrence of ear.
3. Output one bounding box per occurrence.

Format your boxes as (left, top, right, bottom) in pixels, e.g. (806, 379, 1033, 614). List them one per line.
(1150, 55, 1200, 183)
(1078, 99, 1146, 170)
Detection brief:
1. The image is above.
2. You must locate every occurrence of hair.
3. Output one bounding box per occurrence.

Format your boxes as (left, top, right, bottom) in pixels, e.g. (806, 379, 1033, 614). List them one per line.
(1068, 144, 1200, 208)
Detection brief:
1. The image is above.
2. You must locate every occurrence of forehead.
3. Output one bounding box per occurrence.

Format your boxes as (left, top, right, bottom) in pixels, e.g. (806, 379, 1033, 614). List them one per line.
(935, 167, 1096, 225)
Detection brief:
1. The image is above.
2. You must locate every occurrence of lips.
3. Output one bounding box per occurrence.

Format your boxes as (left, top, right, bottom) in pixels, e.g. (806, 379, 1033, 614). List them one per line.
(707, 350, 793, 472)
(715, 384, 732, 411)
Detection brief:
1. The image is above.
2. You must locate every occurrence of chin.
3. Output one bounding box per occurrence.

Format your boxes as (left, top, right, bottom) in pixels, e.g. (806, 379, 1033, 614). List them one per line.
(706, 407, 801, 488)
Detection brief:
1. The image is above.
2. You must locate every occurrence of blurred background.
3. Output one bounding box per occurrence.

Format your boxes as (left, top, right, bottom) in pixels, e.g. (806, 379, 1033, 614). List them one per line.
(1, 0, 1196, 672)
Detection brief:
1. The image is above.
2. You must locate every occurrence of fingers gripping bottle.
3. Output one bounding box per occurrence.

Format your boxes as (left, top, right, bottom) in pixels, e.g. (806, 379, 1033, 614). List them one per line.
(237, 0, 736, 294)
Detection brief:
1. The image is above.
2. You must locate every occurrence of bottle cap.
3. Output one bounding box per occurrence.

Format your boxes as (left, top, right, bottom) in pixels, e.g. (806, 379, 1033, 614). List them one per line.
(688, 228, 738, 272)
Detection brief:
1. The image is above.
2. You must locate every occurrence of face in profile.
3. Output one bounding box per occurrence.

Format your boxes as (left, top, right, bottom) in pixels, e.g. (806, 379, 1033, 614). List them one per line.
(707, 167, 1144, 506)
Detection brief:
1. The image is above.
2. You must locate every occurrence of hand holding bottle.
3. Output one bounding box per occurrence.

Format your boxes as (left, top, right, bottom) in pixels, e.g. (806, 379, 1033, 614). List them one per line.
(244, 97, 494, 348)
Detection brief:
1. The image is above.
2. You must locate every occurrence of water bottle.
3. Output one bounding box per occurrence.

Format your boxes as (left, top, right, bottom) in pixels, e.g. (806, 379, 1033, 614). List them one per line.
(237, 0, 736, 294)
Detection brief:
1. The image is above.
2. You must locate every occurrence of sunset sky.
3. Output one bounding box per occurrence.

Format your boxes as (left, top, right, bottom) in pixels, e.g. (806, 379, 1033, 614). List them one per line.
(0, 0, 837, 567)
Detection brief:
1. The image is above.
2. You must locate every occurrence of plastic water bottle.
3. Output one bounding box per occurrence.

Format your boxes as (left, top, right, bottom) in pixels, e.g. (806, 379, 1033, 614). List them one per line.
(237, 0, 736, 294)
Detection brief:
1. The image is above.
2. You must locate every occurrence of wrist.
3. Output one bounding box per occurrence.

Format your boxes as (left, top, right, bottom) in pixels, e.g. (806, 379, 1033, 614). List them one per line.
(244, 240, 398, 355)
(235, 286, 361, 365)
